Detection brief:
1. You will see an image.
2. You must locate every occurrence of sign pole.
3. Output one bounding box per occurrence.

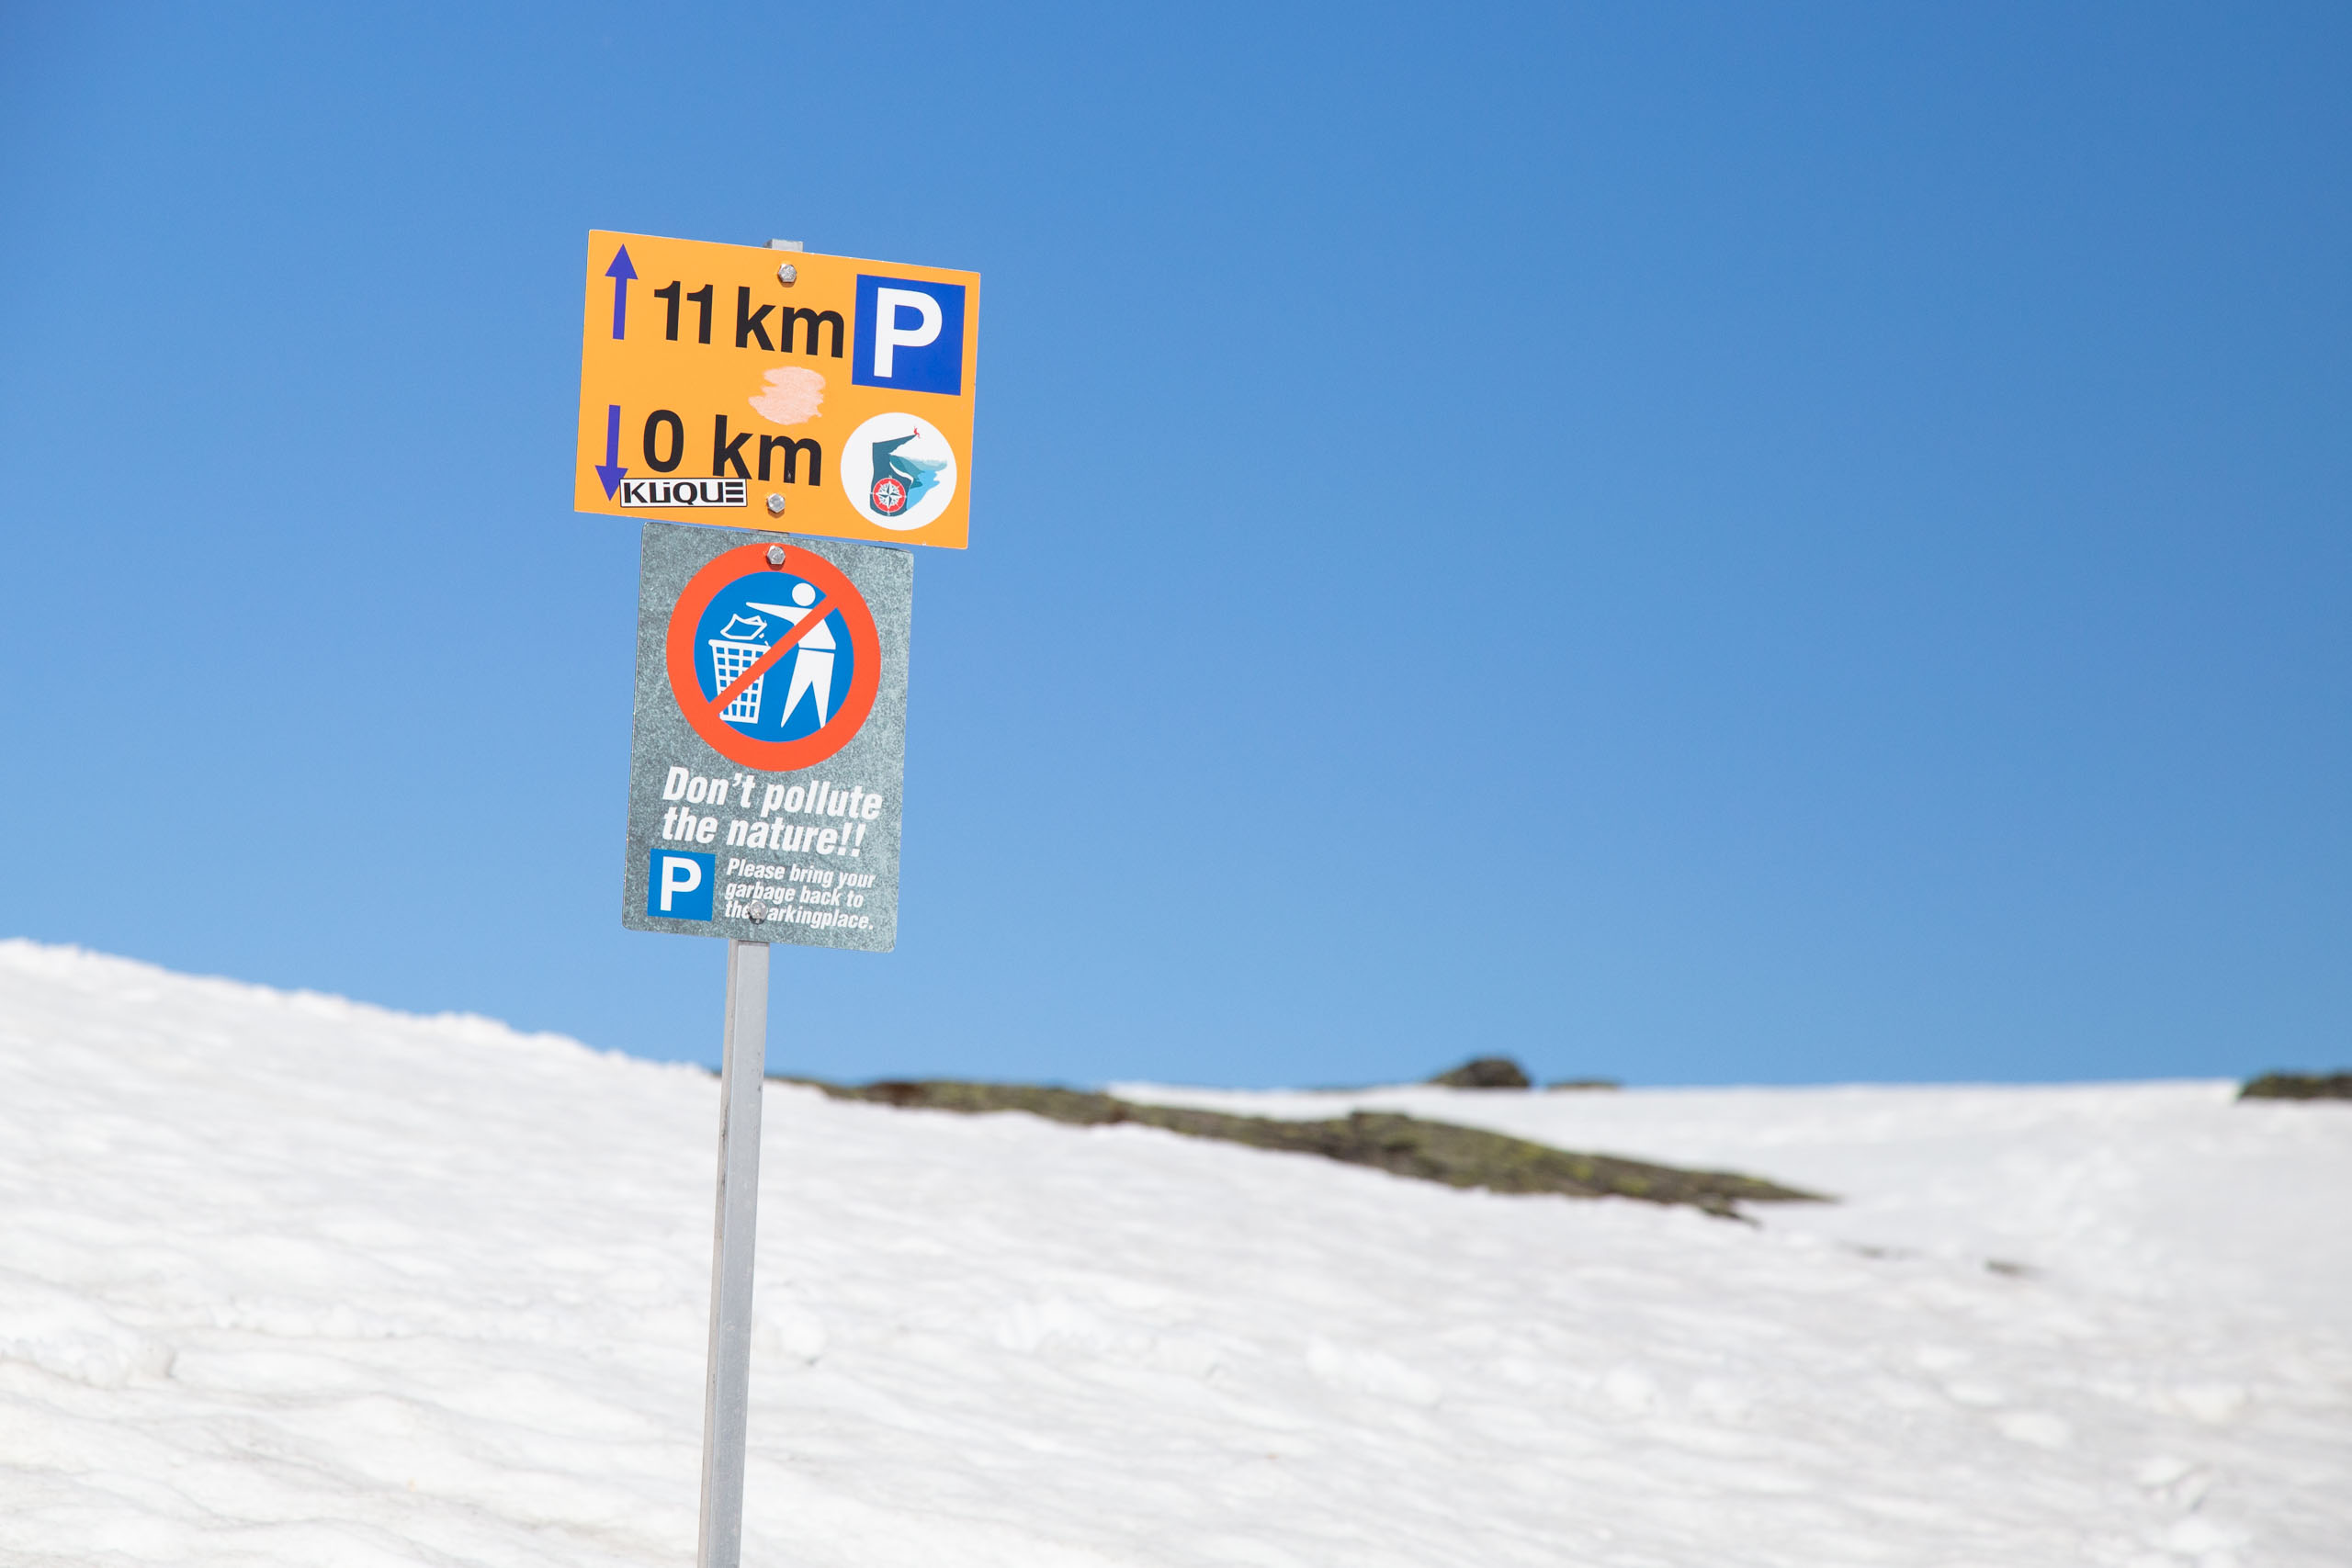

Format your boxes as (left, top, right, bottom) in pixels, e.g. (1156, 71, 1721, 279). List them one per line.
(696, 937, 769, 1568)
(591, 223, 945, 1564)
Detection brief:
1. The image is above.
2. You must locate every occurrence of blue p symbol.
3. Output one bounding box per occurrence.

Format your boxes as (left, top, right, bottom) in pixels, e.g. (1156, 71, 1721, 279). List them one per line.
(650, 850, 715, 920)
(853, 275, 966, 395)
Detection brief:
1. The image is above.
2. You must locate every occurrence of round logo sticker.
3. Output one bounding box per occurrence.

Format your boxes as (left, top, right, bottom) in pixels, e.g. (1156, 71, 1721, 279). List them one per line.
(839, 412, 958, 533)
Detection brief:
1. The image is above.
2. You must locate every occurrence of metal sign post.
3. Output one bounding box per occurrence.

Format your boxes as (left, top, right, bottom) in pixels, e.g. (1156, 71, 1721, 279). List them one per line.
(584, 226, 955, 1568)
(697, 938, 769, 1568)
(619, 523, 910, 1568)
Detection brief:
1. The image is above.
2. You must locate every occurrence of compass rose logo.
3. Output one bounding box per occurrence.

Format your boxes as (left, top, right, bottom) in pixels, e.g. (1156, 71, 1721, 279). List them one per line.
(839, 412, 959, 531)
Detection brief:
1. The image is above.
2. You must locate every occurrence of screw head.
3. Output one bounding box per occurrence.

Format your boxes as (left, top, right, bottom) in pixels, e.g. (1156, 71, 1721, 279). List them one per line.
(775, 263, 797, 286)
(747, 903, 767, 923)
(765, 494, 786, 517)
(765, 544, 786, 566)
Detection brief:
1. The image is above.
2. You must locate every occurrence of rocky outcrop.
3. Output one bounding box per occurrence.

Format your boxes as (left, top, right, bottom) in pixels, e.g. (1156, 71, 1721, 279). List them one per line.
(1426, 1056, 1533, 1089)
(782, 1077, 1828, 1219)
(2240, 1071, 2352, 1100)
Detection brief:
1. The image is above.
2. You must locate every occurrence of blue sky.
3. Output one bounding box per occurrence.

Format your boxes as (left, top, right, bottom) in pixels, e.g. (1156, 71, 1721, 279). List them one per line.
(2, 4, 2346, 1087)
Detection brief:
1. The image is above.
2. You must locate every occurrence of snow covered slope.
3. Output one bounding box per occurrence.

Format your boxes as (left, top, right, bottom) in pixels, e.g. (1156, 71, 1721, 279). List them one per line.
(1, 941, 2345, 1567)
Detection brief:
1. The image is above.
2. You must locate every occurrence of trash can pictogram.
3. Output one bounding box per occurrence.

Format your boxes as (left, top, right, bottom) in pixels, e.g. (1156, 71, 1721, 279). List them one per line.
(708, 614, 772, 724)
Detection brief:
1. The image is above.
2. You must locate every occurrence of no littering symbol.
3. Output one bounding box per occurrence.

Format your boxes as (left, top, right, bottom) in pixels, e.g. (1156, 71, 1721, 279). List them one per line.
(664, 544, 882, 772)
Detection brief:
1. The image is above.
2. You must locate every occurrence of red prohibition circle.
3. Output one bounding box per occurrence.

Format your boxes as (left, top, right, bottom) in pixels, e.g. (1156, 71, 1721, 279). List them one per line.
(665, 543, 882, 772)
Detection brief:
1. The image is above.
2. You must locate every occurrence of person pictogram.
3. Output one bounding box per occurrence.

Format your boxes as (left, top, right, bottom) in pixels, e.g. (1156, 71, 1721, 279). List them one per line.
(745, 582, 836, 728)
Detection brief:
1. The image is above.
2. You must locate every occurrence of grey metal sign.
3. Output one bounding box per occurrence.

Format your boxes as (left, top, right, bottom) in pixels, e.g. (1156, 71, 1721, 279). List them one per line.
(621, 521, 910, 949)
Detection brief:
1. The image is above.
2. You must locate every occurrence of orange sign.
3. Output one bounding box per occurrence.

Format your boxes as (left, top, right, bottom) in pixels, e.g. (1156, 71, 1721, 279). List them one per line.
(576, 230, 979, 548)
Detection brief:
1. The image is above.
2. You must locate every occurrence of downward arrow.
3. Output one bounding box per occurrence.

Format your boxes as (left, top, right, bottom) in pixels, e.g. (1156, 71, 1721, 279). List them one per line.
(605, 245, 637, 339)
(595, 404, 628, 497)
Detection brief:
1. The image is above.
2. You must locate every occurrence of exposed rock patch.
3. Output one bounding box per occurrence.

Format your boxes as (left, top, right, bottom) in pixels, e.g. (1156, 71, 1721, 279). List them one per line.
(2240, 1071, 2352, 1100)
(780, 1077, 1828, 1219)
(1427, 1056, 1533, 1089)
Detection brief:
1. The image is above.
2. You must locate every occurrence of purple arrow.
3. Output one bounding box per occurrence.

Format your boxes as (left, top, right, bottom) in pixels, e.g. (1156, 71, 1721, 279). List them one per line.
(605, 246, 637, 339)
(595, 403, 628, 497)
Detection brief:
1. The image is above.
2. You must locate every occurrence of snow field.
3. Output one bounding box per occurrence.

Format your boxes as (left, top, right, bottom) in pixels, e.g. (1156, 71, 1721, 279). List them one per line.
(0, 940, 2346, 1567)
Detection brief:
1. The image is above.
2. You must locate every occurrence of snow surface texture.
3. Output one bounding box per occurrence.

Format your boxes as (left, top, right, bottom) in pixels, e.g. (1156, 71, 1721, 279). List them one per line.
(0, 941, 2346, 1567)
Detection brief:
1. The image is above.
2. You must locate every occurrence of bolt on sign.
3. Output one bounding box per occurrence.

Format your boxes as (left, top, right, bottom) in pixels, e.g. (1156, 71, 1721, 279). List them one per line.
(577, 230, 980, 549)
(623, 522, 911, 947)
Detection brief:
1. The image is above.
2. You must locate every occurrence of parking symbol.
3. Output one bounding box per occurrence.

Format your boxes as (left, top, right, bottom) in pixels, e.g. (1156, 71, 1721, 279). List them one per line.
(649, 849, 716, 920)
(853, 276, 966, 396)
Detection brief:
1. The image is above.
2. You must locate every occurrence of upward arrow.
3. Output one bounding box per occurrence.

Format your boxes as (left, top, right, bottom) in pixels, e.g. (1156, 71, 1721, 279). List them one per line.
(595, 403, 628, 497)
(605, 246, 637, 339)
